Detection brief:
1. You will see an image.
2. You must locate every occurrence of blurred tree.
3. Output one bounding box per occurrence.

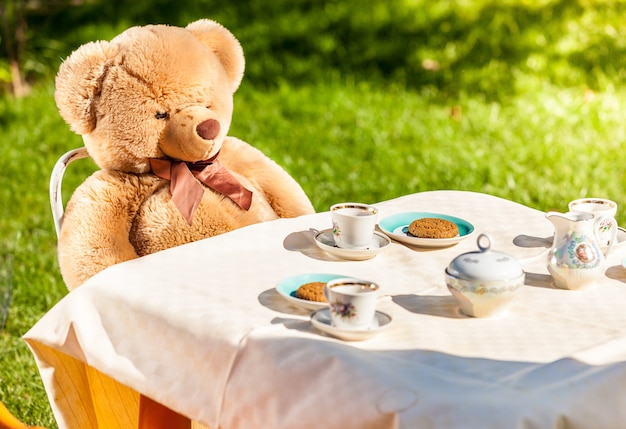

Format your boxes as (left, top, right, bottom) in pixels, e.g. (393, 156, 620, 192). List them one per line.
(1, 0, 625, 100)
(0, 0, 28, 96)
(0, 0, 99, 97)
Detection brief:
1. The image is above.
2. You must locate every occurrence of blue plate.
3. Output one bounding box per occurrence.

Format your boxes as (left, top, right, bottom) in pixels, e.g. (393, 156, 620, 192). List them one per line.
(378, 212, 475, 248)
(275, 273, 356, 311)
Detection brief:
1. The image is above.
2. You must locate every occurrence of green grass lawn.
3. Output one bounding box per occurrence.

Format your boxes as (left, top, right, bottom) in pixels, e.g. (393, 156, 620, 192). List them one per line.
(232, 76, 626, 219)
(2, 0, 626, 426)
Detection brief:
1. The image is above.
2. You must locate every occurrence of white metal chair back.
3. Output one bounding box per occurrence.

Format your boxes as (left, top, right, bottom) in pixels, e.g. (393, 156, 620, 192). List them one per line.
(50, 147, 90, 238)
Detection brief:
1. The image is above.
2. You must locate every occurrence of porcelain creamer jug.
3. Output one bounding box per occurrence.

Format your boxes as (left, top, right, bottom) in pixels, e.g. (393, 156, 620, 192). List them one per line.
(546, 211, 616, 290)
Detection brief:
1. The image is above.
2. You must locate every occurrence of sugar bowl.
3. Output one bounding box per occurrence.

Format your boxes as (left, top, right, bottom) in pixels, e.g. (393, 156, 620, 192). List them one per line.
(445, 234, 525, 317)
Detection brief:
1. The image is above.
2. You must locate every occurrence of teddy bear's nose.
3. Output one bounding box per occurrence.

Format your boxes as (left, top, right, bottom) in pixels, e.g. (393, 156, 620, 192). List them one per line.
(196, 119, 221, 140)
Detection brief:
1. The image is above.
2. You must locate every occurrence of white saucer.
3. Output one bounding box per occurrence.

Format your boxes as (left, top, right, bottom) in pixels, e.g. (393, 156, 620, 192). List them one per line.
(314, 229, 391, 260)
(310, 308, 393, 341)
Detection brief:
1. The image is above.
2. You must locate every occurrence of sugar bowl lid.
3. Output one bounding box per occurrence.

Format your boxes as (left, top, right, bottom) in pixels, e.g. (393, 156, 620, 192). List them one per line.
(446, 234, 523, 281)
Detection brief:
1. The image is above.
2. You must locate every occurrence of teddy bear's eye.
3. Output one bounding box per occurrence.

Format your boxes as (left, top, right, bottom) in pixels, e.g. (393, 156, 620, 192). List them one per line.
(155, 111, 169, 120)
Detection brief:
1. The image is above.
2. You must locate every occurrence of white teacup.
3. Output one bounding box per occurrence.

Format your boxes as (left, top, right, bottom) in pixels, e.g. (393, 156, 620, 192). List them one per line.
(324, 278, 379, 329)
(568, 198, 618, 248)
(330, 203, 378, 249)
(568, 198, 617, 218)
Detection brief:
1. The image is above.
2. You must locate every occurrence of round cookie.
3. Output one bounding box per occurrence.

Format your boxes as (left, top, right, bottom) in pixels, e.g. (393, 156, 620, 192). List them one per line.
(408, 218, 459, 239)
(295, 281, 327, 302)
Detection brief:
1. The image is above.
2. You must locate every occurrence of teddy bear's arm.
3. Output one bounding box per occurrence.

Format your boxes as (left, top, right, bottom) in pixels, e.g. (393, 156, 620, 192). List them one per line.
(220, 137, 315, 218)
(57, 171, 156, 290)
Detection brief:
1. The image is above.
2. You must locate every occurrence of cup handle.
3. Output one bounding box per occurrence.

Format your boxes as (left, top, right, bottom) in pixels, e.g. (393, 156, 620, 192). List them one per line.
(323, 283, 330, 302)
(594, 215, 618, 257)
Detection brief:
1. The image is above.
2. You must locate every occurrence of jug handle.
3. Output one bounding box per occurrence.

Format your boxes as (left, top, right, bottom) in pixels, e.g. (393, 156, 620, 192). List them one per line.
(594, 215, 618, 257)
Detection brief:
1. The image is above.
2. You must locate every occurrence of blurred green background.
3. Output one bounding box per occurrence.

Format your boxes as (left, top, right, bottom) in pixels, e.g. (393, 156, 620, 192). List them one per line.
(1, 0, 625, 426)
(6, 0, 626, 96)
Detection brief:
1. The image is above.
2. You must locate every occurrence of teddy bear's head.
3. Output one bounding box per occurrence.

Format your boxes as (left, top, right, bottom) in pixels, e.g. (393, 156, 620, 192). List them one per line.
(54, 19, 245, 173)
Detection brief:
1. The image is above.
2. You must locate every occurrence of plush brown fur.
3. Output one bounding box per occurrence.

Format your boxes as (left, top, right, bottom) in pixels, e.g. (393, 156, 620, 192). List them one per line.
(54, 19, 314, 290)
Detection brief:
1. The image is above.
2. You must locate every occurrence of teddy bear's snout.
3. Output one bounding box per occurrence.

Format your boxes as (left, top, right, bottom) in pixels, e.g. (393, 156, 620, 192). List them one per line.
(196, 119, 221, 141)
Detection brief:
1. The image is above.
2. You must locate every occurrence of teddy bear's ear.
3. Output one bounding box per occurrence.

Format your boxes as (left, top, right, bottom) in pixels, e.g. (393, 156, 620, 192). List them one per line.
(54, 41, 118, 135)
(186, 19, 245, 92)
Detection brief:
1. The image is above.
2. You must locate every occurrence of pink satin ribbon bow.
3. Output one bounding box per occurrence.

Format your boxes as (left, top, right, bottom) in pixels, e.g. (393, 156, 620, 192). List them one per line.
(150, 154, 253, 225)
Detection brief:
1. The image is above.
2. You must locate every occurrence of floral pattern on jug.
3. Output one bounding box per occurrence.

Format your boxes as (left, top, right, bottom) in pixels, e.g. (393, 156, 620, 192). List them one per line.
(563, 231, 601, 268)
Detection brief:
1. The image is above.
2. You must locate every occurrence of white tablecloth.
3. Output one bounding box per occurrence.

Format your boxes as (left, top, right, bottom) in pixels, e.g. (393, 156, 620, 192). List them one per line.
(24, 191, 626, 428)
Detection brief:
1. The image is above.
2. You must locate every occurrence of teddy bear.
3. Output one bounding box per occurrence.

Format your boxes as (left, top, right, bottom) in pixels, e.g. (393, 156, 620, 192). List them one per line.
(54, 19, 315, 290)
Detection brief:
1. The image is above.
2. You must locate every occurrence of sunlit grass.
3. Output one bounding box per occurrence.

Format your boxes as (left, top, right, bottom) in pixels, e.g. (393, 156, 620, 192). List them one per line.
(232, 77, 626, 219)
